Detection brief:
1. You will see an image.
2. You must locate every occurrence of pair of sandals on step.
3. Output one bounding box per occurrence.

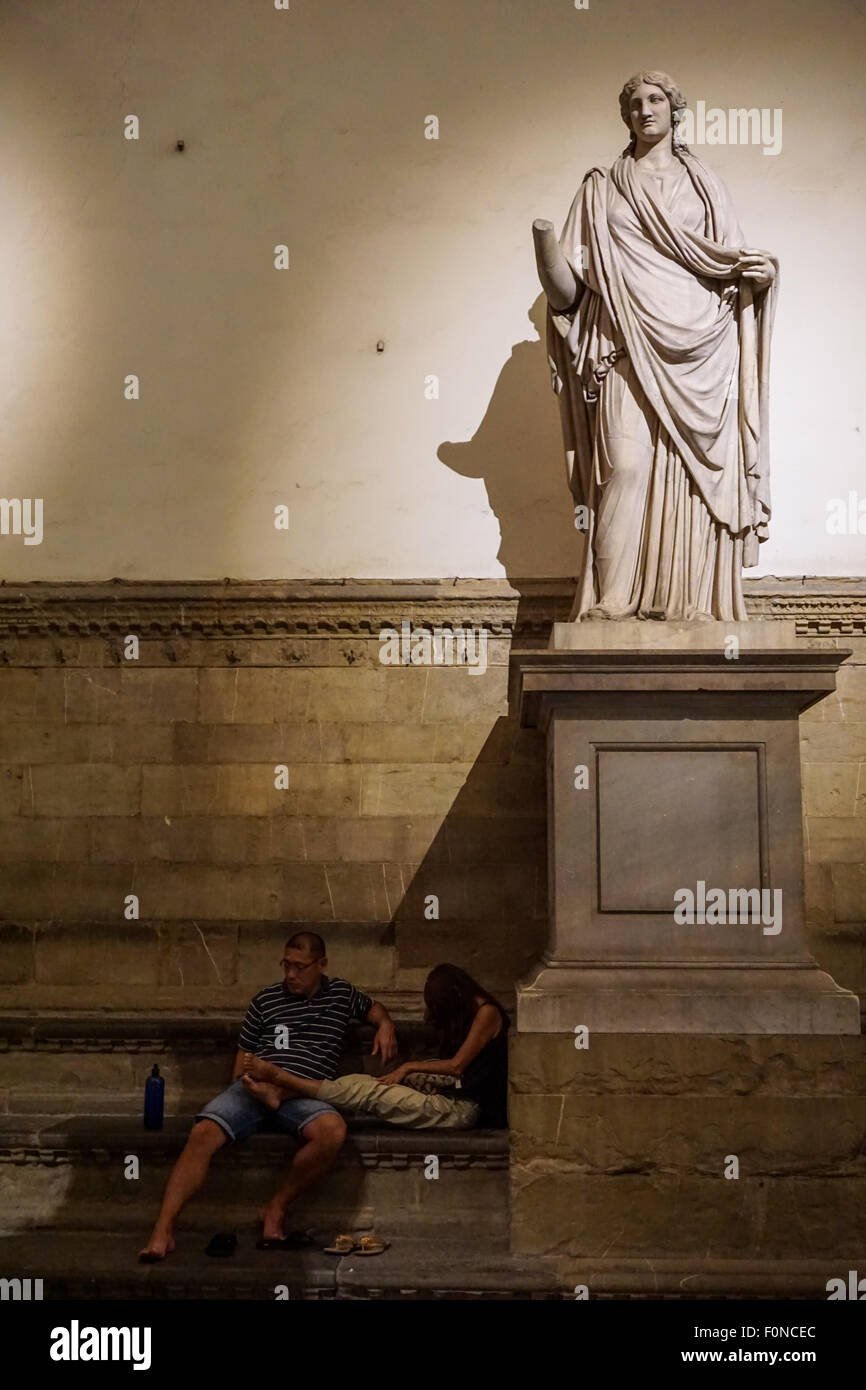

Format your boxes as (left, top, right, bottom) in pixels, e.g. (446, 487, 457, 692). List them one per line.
(250, 1230, 389, 1256)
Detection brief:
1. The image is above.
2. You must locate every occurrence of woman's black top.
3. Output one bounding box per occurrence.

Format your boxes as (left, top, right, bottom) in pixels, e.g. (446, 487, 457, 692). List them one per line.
(459, 1011, 509, 1128)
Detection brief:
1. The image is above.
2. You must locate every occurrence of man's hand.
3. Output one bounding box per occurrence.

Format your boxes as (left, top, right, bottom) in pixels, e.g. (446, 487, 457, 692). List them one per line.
(371, 1020, 397, 1067)
(737, 249, 776, 292)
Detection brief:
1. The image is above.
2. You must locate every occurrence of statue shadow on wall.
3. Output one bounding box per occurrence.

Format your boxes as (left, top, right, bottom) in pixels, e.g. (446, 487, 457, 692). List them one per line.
(384, 710, 551, 1004)
(382, 293, 590, 998)
(436, 293, 587, 590)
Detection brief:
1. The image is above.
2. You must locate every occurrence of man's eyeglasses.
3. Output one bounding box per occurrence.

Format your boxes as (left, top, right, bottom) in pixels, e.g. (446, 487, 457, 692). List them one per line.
(280, 958, 318, 972)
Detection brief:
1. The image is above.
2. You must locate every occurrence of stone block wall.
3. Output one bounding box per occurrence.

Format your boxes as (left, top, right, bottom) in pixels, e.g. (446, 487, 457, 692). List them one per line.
(801, 647, 866, 1003)
(510, 1033, 866, 1265)
(0, 578, 862, 1018)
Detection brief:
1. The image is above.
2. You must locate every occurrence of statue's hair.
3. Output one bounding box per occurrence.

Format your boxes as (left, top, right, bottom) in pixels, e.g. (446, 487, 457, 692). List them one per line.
(618, 71, 689, 156)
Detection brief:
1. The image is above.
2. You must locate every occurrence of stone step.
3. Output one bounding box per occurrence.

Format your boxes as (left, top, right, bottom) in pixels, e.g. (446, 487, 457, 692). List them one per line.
(0, 1116, 509, 1240)
(0, 1230, 563, 1300)
(0, 1229, 845, 1299)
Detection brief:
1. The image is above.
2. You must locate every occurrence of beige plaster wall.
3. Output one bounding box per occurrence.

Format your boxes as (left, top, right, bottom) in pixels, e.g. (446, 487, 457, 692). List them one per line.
(1, 0, 864, 581)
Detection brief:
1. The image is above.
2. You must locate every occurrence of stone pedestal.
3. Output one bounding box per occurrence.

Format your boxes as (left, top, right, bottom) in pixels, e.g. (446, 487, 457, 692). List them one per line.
(509, 621, 860, 1034)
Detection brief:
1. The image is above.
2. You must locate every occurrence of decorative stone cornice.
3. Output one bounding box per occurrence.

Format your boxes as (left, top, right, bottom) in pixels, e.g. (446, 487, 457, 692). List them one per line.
(0, 577, 862, 639)
(745, 576, 866, 634)
(0, 579, 560, 641)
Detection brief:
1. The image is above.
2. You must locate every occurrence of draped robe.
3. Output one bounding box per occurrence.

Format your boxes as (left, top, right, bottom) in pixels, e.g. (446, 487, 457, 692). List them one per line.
(547, 151, 778, 620)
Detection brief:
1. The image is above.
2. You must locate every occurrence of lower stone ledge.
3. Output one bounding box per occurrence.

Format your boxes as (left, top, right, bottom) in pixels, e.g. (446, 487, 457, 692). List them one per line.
(0, 1116, 509, 1169)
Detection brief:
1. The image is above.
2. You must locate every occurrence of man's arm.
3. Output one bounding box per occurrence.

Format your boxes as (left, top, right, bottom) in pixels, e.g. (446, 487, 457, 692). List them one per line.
(234, 996, 263, 1079)
(240, 1002, 399, 1089)
(366, 1000, 397, 1066)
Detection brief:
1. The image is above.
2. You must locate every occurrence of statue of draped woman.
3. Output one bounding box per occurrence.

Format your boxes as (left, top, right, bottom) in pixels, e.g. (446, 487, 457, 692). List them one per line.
(533, 72, 778, 621)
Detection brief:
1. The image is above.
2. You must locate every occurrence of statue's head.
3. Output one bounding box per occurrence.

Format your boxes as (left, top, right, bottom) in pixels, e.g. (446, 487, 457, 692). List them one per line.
(619, 71, 688, 155)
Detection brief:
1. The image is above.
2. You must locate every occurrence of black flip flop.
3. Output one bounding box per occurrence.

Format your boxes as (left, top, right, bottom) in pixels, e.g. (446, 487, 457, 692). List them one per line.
(205, 1232, 238, 1258)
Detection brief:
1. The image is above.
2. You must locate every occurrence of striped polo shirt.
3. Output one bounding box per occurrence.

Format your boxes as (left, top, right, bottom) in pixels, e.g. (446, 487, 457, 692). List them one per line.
(238, 975, 373, 1080)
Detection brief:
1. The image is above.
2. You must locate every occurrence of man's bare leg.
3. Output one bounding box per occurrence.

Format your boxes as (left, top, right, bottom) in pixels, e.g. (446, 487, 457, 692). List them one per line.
(260, 1111, 347, 1241)
(239, 1060, 347, 1240)
(139, 1118, 227, 1260)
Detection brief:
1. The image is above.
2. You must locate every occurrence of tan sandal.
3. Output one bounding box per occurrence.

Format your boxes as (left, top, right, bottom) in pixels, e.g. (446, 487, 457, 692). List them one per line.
(354, 1235, 390, 1256)
(323, 1233, 358, 1255)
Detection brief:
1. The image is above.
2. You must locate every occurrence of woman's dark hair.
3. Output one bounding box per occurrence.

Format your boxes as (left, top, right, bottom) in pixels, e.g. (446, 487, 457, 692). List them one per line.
(423, 963, 509, 1058)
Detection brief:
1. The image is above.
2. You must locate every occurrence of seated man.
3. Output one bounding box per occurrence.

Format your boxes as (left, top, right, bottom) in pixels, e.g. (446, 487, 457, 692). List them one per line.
(139, 930, 396, 1259)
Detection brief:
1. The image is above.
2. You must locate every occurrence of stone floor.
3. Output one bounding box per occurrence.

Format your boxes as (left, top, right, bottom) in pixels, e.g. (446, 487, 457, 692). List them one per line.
(0, 1231, 565, 1300)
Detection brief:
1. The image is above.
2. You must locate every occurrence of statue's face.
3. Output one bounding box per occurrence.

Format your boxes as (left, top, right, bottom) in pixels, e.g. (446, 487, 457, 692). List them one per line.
(628, 82, 672, 144)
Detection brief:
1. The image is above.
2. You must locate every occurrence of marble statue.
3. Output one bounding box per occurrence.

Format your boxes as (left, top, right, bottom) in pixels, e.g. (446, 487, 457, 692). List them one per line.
(533, 72, 778, 621)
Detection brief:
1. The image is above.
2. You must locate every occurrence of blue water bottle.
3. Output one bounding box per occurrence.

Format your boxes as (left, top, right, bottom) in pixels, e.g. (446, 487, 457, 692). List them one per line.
(144, 1063, 165, 1130)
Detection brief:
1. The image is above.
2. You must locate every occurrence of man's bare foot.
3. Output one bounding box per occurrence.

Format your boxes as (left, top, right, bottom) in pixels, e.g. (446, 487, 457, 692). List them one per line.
(242, 1053, 283, 1084)
(138, 1230, 176, 1262)
(241, 1074, 283, 1111)
(260, 1201, 286, 1243)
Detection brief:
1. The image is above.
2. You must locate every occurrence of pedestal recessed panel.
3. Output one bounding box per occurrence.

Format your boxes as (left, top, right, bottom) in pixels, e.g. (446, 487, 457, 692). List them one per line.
(597, 748, 762, 913)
